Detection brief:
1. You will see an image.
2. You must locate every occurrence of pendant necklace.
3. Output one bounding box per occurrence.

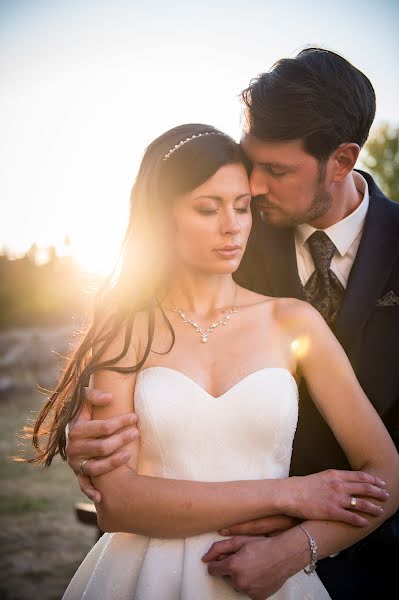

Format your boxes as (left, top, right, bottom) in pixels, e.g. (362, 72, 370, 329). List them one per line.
(173, 284, 238, 343)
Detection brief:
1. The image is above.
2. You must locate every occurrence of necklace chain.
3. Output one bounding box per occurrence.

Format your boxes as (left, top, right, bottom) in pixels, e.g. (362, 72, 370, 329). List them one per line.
(173, 284, 238, 343)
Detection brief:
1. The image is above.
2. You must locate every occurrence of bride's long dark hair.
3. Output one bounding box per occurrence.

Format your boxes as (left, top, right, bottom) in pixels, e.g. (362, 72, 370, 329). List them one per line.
(29, 123, 249, 466)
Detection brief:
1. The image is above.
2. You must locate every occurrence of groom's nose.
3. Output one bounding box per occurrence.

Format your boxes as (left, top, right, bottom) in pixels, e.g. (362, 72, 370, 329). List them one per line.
(249, 167, 270, 197)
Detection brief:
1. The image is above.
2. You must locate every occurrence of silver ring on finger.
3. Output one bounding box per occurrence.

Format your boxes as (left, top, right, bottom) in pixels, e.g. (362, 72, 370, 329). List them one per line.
(350, 496, 357, 508)
(78, 459, 89, 476)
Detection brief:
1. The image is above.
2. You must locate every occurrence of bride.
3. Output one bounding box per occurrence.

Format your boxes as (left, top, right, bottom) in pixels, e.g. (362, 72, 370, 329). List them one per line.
(30, 124, 399, 599)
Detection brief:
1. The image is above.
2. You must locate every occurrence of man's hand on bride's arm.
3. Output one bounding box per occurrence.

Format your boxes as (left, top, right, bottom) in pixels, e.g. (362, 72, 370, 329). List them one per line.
(204, 472, 391, 599)
(65, 387, 138, 503)
(203, 531, 307, 600)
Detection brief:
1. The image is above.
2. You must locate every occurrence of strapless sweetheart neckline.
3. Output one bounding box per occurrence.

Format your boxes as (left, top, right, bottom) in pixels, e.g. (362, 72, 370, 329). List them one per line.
(137, 365, 297, 400)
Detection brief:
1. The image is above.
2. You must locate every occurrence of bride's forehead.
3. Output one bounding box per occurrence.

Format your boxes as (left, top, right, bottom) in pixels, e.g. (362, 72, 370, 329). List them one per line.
(191, 164, 250, 196)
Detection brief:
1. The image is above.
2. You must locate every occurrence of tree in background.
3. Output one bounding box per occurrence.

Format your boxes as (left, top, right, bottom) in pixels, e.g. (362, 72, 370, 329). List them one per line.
(0, 247, 97, 329)
(361, 122, 399, 203)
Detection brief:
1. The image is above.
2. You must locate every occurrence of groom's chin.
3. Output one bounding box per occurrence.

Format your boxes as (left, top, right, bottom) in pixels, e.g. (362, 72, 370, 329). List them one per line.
(258, 209, 292, 227)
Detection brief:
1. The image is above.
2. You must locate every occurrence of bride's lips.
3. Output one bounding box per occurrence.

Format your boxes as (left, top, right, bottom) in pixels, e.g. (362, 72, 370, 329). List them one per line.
(213, 245, 241, 259)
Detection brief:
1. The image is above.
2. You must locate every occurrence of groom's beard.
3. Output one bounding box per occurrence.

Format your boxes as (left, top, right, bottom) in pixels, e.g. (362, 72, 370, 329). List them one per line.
(255, 185, 333, 228)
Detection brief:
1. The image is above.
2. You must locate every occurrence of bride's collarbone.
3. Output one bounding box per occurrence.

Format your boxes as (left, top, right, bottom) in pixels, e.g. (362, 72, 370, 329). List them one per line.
(137, 301, 296, 390)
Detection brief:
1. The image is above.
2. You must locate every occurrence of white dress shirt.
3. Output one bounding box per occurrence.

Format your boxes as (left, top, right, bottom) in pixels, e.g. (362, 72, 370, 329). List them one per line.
(295, 172, 369, 289)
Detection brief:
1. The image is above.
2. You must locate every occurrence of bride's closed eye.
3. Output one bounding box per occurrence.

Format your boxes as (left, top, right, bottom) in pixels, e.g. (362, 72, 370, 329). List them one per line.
(196, 206, 250, 216)
(196, 207, 218, 215)
(233, 198, 251, 213)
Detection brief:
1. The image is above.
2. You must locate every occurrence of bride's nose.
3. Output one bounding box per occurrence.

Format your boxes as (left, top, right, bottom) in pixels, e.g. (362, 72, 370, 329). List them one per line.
(220, 209, 240, 235)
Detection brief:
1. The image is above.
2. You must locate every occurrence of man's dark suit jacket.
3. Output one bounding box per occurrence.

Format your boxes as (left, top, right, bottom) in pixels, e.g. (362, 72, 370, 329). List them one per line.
(235, 170, 399, 598)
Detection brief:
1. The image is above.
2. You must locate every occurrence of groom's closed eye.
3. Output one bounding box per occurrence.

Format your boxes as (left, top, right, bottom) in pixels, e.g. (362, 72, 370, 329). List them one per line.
(260, 164, 291, 177)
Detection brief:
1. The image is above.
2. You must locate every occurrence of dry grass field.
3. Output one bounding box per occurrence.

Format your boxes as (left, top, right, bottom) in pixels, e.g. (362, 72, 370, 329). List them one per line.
(0, 327, 96, 600)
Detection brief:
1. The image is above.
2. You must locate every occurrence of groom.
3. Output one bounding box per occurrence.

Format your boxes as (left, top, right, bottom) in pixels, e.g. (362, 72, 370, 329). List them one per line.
(65, 48, 399, 599)
(205, 47, 399, 599)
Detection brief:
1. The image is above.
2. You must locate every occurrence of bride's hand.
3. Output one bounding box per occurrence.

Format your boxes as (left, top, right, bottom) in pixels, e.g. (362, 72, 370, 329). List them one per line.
(283, 469, 389, 526)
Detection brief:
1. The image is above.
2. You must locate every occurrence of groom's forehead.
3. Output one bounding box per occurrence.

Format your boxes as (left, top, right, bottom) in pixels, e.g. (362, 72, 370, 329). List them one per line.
(240, 133, 306, 165)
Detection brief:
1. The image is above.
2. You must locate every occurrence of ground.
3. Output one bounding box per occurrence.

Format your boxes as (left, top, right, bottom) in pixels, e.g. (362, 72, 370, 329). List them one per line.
(0, 326, 96, 599)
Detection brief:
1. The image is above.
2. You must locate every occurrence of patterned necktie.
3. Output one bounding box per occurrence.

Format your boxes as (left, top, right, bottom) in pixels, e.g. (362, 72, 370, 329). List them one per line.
(304, 230, 345, 325)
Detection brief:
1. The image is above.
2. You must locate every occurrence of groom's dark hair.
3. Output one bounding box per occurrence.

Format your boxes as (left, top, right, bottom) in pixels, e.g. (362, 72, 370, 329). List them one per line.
(241, 47, 376, 162)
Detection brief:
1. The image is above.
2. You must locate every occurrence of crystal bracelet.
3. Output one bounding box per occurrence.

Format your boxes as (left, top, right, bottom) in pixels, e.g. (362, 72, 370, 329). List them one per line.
(298, 525, 318, 575)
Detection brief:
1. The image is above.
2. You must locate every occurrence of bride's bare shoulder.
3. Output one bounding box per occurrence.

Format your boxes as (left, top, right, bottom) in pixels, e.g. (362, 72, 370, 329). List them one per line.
(270, 296, 328, 335)
(237, 287, 311, 316)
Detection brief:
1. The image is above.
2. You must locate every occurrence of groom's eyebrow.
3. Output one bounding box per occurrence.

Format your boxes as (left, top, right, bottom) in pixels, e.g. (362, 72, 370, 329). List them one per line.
(257, 161, 295, 170)
(193, 194, 251, 201)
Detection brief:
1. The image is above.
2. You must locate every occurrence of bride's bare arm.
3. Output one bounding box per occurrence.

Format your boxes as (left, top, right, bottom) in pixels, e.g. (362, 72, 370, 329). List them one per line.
(278, 299, 399, 556)
(89, 327, 387, 539)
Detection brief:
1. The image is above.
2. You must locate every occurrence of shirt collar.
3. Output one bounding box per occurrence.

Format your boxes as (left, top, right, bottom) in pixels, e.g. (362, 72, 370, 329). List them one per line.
(295, 172, 369, 257)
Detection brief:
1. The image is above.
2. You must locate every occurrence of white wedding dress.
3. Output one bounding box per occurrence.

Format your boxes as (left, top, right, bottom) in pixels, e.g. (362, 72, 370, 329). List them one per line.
(63, 366, 331, 599)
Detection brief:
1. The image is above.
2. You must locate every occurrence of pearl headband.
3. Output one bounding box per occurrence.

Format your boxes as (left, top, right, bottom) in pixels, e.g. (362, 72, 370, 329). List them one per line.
(162, 131, 225, 161)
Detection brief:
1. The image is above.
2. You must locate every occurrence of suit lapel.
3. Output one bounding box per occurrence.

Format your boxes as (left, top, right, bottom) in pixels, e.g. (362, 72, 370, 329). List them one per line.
(334, 173, 399, 352)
